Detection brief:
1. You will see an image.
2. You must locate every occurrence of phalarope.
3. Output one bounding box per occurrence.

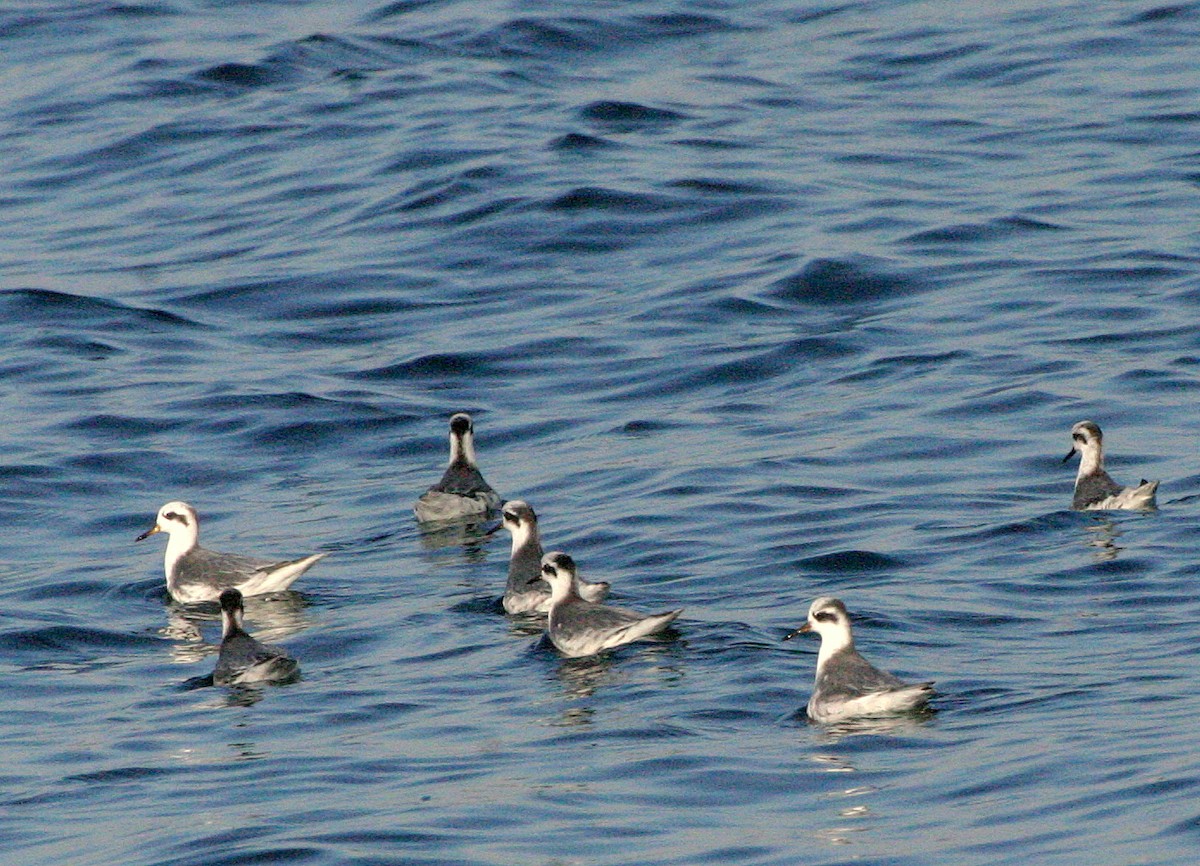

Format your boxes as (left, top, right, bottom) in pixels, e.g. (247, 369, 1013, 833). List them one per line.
(540, 551, 680, 658)
(501, 501, 609, 614)
(1063, 420, 1158, 510)
(213, 588, 300, 686)
(136, 501, 326, 604)
(785, 597, 933, 723)
(414, 413, 502, 522)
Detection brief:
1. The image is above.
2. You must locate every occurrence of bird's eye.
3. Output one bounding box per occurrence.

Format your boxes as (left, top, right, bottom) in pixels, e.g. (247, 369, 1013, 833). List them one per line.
(1073, 433, 1085, 442)
(164, 512, 177, 521)
(814, 611, 837, 623)
(541, 563, 554, 575)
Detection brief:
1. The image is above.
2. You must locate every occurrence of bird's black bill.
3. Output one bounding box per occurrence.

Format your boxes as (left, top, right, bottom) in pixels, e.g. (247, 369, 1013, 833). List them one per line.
(782, 623, 811, 641)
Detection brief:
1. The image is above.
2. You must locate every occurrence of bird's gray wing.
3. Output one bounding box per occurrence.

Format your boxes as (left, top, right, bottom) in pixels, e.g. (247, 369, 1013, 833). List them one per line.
(214, 633, 296, 684)
(506, 542, 547, 593)
(176, 547, 278, 590)
(1073, 470, 1124, 508)
(817, 649, 908, 699)
(557, 600, 643, 631)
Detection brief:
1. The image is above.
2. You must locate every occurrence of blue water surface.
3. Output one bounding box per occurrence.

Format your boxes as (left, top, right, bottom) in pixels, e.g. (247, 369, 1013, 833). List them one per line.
(3, 1, 1200, 864)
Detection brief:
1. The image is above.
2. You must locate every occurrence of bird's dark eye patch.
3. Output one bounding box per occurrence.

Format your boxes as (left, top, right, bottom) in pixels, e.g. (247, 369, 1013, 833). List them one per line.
(541, 563, 554, 575)
(165, 512, 178, 521)
(814, 610, 837, 623)
(1072, 433, 1085, 443)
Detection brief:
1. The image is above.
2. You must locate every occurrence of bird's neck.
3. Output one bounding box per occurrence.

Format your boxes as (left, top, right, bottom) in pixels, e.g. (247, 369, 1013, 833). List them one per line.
(817, 630, 854, 671)
(449, 433, 477, 467)
(221, 609, 245, 640)
(509, 523, 538, 558)
(549, 576, 577, 604)
(163, 529, 198, 580)
(1077, 446, 1103, 479)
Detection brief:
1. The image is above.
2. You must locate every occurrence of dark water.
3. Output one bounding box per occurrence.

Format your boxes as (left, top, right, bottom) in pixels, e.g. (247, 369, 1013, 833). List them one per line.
(4, 0, 1200, 863)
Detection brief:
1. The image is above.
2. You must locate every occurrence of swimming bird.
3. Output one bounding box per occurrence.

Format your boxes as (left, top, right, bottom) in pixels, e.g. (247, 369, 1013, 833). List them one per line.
(136, 501, 327, 604)
(500, 500, 609, 614)
(413, 413, 502, 522)
(540, 551, 681, 658)
(1063, 420, 1158, 510)
(784, 597, 934, 723)
(213, 588, 300, 686)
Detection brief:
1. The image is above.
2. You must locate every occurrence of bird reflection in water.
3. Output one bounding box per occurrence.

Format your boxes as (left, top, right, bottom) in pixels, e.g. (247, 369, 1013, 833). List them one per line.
(547, 644, 685, 728)
(552, 653, 622, 704)
(810, 753, 879, 846)
(415, 517, 498, 556)
(811, 712, 935, 739)
(1081, 517, 1122, 562)
(183, 677, 285, 709)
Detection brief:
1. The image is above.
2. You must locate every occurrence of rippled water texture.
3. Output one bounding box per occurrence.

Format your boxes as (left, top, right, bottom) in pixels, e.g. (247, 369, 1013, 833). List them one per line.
(4, 1, 1200, 864)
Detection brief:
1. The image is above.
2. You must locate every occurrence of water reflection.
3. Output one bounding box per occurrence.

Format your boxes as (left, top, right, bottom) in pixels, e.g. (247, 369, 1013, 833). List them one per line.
(546, 643, 686, 727)
(1081, 517, 1121, 562)
(214, 684, 285, 708)
(806, 710, 937, 846)
(415, 518, 499, 555)
(810, 754, 878, 845)
(227, 740, 269, 761)
(812, 711, 937, 741)
(552, 653, 622, 704)
(190, 682, 283, 709)
(506, 614, 545, 640)
(553, 705, 596, 727)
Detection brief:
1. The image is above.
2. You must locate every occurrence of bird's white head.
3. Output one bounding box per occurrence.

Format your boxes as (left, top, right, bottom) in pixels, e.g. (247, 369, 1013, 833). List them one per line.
(136, 501, 200, 544)
(218, 587, 245, 637)
(136, 502, 202, 582)
(785, 596, 855, 666)
(539, 550, 578, 602)
(501, 500, 538, 547)
(1064, 420, 1105, 475)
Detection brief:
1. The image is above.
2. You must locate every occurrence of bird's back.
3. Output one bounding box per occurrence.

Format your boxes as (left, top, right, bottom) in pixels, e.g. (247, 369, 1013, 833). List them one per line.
(1072, 469, 1125, 509)
(809, 647, 933, 722)
(214, 632, 298, 685)
(550, 597, 680, 656)
(173, 547, 323, 602)
(432, 461, 496, 498)
(816, 647, 907, 697)
(172, 547, 276, 600)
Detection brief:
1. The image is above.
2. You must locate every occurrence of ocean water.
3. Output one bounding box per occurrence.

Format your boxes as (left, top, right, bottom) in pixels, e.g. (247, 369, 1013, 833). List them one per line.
(3, 0, 1200, 863)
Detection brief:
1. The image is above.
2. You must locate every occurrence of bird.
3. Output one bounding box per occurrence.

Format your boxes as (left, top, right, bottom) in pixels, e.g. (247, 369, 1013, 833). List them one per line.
(1063, 420, 1158, 510)
(784, 596, 934, 723)
(213, 588, 300, 686)
(413, 413, 502, 522)
(500, 500, 609, 614)
(539, 551, 681, 658)
(136, 501, 327, 604)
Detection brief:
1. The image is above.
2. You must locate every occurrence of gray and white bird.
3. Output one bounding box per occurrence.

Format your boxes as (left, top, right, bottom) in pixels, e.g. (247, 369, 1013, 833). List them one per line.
(413, 413, 502, 522)
(785, 597, 934, 723)
(539, 551, 681, 658)
(136, 501, 327, 604)
(213, 588, 300, 686)
(500, 501, 609, 614)
(1063, 420, 1158, 510)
